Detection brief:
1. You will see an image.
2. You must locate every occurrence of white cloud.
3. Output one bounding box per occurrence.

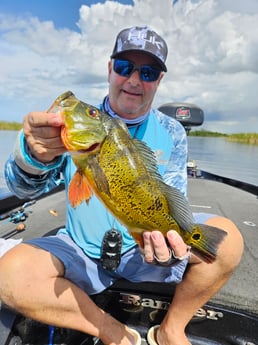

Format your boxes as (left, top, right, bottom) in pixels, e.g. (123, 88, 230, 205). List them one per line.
(0, 0, 257, 133)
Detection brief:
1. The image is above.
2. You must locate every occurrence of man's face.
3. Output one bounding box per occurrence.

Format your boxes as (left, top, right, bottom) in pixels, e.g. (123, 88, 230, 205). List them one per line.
(108, 51, 165, 119)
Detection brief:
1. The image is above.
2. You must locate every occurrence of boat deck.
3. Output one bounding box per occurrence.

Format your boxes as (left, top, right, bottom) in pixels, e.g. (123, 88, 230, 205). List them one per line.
(1, 177, 257, 315)
(188, 178, 258, 314)
(1, 177, 258, 344)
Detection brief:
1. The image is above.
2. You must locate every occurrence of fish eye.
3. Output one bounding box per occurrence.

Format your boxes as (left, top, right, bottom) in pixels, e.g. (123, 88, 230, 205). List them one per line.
(88, 108, 98, 117)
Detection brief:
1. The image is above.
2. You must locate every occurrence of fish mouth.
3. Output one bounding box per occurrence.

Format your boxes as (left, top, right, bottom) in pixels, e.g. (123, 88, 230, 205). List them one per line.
(77, 142, 100, 153)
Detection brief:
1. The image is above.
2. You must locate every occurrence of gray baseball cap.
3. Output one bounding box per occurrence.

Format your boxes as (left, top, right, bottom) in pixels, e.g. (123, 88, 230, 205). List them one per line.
(111, 26, 168, 72)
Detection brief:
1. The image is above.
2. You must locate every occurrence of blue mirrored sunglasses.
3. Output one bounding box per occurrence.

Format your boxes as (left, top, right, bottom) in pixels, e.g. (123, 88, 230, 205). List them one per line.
(113, 59, 162, 82)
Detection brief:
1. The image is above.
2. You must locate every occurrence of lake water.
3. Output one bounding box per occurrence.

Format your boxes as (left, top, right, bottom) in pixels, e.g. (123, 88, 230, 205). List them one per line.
(0, 131, 19, 197)
(0, 131, 258, 197)
(188, 136, 258, 185)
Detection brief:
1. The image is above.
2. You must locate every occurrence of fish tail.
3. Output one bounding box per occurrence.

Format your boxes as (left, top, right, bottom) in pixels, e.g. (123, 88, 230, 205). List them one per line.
(186, 224, 227, 263)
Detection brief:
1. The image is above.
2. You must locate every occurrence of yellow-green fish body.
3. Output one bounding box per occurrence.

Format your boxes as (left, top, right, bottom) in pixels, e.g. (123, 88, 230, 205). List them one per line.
(48, 91, 227, 263)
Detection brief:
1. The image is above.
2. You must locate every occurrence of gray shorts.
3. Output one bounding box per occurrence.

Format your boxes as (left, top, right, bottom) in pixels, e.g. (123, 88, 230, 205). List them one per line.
(25, 212, 216, 295)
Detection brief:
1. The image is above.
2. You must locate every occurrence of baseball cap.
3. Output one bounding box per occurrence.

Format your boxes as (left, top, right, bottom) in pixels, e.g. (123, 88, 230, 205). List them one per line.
(111, 26, 168, 72)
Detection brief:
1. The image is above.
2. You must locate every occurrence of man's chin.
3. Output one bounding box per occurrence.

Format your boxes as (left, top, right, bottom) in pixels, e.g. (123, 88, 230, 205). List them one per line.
(119, 108, 143, 119)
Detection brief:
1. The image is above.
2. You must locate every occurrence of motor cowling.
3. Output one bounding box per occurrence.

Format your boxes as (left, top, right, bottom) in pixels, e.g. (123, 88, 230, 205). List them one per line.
(158, 102, 204, 133)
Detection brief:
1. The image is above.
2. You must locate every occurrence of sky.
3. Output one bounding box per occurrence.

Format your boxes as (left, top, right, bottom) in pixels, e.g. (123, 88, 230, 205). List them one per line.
(0, 0, 258, 133)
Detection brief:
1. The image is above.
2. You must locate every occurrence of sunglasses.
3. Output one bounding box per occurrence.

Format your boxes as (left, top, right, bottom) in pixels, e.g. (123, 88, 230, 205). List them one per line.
(113, 59, 162, 82)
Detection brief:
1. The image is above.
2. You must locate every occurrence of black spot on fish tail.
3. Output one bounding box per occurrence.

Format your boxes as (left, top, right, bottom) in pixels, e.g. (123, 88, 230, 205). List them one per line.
(192, 232, 201, 241)
(188, 224, 227, 263)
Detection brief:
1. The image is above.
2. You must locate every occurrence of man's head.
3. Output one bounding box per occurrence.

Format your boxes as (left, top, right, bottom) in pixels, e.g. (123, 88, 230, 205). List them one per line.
(111, 26, 168, 72)
(108, 26, 168, 119)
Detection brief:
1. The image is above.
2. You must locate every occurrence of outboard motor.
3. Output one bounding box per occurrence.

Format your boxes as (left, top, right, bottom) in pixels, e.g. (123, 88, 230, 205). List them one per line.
(158, 102, 204, 134)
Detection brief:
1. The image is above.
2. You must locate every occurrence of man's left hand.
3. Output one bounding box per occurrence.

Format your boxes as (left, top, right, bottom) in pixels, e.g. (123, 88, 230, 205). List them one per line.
(142, 230, 191, 266)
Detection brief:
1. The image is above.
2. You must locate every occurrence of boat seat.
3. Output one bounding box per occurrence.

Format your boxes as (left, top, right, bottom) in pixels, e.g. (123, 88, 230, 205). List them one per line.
(106, 278, 176, 296)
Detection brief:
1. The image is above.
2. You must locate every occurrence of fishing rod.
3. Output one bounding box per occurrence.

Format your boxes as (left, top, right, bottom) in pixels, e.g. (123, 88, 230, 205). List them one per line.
(0, 200, 36, 223)
(0, 200, 36, 238)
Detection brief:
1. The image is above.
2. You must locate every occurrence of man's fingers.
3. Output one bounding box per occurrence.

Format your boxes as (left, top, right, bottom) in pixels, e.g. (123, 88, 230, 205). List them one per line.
(150, 231, 171, 262)
(142, 232, 155, 262)
(23, 111, 66, 163)
(142, 230, 191, 265)
(24, 112, 63, 129)
(166, 230, 189, 258)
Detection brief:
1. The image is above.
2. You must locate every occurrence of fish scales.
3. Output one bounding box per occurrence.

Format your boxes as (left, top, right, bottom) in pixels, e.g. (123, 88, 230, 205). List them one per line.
(95, 125, 179, 232)
(48, 91, 227, 263)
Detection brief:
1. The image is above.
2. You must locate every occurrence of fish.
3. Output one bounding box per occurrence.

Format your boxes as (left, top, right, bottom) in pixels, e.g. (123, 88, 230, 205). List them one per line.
(48, 91, 227, 263)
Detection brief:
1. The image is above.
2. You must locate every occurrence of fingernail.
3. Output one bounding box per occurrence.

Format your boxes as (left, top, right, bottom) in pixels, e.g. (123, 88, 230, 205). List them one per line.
(143, 232, 151, 240)
(152, 231, 161, 241)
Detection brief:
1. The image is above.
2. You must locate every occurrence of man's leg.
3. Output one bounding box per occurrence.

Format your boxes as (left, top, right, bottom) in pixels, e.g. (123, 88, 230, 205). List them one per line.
(156, 216, 244, 345)
(0, 243, 139, 345)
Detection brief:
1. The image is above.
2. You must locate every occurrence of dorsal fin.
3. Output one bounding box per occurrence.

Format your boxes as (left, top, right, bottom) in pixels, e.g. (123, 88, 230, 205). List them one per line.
(133, 139, 164, 182)
(160, 181, 195, 232)
(133, 138, 194, 232)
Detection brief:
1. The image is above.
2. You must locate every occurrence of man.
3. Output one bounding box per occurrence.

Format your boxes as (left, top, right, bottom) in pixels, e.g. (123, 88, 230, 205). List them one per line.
(0, 26, 243, 345)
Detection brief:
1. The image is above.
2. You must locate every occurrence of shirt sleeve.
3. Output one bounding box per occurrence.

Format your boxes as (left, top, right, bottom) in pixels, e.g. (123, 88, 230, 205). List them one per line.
(4, 130, 66, 199)
(156, 112, 188, 196)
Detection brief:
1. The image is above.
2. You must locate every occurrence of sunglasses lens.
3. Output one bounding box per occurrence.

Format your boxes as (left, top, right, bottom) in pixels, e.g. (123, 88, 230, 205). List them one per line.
(113, 59, 161, 82)
(113, 60, 134, 77)
(140, 66, 161, 82)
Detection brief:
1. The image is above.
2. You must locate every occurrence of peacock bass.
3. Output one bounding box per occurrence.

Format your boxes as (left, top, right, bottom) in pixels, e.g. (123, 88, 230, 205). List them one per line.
(48, 91, 227, 263)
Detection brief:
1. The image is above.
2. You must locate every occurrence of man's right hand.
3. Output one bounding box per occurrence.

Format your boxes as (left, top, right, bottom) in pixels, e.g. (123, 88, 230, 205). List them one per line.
(23, 111, 67, 163)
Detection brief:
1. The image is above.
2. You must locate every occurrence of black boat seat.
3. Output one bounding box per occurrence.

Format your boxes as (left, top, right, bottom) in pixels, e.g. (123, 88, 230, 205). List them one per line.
(109, 278, 176, 296)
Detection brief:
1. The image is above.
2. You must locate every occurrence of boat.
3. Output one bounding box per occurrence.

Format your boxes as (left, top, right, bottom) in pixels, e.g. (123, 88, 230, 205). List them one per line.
(0, 103, 258, 345)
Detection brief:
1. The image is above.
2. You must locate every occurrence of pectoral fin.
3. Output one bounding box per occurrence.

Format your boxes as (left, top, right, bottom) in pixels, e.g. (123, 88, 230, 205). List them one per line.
(89, 158, 110, 196)
(68, 170, 93, 208)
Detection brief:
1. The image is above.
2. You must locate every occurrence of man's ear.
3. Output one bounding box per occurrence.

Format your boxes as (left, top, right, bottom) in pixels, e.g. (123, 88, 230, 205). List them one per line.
(157, 71, 165, 86)
(108, 60, 112, 82)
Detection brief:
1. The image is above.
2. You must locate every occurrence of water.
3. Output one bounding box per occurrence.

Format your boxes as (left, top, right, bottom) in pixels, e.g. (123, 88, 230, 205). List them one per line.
(0, 130, 19, 197)
(0, 131, 258, 197)
(188, 137, 258, 186)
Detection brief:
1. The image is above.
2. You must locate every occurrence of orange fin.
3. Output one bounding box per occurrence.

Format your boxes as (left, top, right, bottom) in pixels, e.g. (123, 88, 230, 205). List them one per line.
(68, 171, 93, 208)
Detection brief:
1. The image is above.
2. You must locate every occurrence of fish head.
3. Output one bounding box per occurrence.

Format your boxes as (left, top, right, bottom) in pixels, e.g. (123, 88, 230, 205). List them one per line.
(48, 91, 107, 155)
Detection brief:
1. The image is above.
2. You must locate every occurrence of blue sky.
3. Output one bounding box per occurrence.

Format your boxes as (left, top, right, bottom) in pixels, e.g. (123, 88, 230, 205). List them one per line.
(0, 0, 133, 31)
(0, 0, 258, 133)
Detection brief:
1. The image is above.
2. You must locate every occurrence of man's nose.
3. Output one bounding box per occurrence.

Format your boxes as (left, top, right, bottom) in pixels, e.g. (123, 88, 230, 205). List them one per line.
(127, 70, 141, 85)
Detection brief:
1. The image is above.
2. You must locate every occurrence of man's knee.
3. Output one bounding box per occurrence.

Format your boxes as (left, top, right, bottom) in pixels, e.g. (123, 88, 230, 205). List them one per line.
(0, 243, 52, 307)
(205, 216, 244, 270)
(0, 244, 26, 307)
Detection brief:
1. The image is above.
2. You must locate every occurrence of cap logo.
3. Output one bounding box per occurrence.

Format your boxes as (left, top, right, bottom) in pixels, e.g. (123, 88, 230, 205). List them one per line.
(127, 31, 164, 50)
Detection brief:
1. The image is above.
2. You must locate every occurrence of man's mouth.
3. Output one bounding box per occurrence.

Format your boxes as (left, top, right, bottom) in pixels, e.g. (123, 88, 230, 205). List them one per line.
(123, 89, 142, 96)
